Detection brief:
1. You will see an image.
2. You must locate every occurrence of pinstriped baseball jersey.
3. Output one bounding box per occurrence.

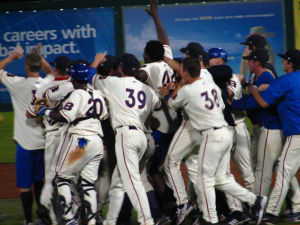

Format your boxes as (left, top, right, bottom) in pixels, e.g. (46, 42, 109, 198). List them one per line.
(27, 78, 72, 132)
(139, 45, 178, 133)
(228, 73, 245, 123)
(60, 88, 108, 136)
(168, 79, 227, 131)
(92, 75, 160, 132)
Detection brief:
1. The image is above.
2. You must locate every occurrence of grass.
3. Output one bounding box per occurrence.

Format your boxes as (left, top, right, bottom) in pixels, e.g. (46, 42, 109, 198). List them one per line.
(0, 199, 139, 225)
(0, 112, 15, 163)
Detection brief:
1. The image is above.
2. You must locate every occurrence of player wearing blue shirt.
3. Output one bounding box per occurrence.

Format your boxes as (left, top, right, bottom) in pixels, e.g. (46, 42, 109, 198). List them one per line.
(233, 49, 284, 199)
(232, 49, 300, 223)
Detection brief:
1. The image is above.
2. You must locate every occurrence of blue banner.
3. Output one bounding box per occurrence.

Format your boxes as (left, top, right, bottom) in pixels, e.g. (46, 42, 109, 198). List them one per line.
(0, 8, 115, 104)
(123, 1, 284, 78)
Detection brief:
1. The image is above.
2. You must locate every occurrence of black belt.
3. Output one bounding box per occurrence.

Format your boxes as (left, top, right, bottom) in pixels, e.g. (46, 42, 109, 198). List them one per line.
(214, 127, 222, 130)
(117, 125, 137, 130)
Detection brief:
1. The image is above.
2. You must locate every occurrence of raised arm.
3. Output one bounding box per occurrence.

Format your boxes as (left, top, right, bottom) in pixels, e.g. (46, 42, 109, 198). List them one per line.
(145, 0, 169, 45)
(0, 46, 24, 70)
(90, 52, 107, 69)
(164, 56, 181, 73)
(32, 43, 53, 75)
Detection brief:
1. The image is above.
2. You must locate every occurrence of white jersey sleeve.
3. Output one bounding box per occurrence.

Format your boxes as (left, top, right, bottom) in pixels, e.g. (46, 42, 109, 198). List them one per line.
(163, 45, 173, 59)
(45, 81, 74, 103)
(168, 88, 188, 110)
(0, 70, 25, 94)
(227, 74, 243, 100)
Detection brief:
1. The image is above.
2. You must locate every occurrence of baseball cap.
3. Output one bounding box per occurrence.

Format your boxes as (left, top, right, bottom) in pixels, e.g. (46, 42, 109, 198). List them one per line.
(98, 55, 120, 68)
(50, 56, 71, 71)
(120, 53, 140, 70)
(180, 42, 204, 58)
(243, 49, 269, 64)
(278, 49, 300, 66)
(240, 34, 267, 48)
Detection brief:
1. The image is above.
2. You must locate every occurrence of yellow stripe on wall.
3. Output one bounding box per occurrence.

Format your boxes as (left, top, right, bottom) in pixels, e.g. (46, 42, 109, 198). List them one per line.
(294, 0, 300, 49)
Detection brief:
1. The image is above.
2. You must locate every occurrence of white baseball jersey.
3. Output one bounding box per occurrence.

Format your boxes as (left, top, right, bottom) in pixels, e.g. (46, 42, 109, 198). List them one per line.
(59, 88, 108, 136)
(27, 77, 73, 133)
(92, 75, 160, 132)
(227, 73, 245, 123)
(168, 78, 227, 131)
(139, 45, 178, 133)
(0, 70, 49, 150)
(200, 68, 214, 82)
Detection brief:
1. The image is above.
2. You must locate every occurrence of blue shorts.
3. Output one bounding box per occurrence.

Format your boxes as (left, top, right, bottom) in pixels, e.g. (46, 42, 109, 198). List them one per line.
(15, 143, 45, 188)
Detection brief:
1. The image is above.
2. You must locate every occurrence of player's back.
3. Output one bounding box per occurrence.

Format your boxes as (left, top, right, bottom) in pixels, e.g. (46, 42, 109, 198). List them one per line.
(179, 79, 228, 131)
(93, 76, 160, 132)
(60, 88, 108, 136)
(0, 70, 49, 149)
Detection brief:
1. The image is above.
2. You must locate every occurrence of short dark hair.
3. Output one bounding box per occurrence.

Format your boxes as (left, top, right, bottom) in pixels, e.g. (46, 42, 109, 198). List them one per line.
(182, 57, 200, 78)
(293, 64, 300, 71)
(25, 53, 42, 72)
(144, 40, 164, 62)
(122, 68, 136, 76)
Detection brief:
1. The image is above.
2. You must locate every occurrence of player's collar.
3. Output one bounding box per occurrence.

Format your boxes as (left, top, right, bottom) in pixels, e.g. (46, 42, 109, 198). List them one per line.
(54, 76, 69, 81)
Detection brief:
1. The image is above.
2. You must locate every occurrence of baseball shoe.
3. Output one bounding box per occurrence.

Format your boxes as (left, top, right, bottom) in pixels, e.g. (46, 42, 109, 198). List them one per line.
(251, 196, 267, 225)
(283, 211, 300, 222)
(155, 215, 171, 225)
(176, 202, 194, 225)
(223, 211, 250, 225)
(261, 213, 278, 224)
(66, 219, 77, 225)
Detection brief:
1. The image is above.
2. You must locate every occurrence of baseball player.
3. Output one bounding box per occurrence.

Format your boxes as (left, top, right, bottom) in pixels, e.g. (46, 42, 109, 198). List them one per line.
(26, 55, 73, 225)
(36, 63, 108, 225)
(231, 49, 300, 224)
(161, 43, 214, 225)
(0, 46, 51, 225)
(208, 47, 255, 223)
(135, 2, 182, 218)
(91, 53, 161, 225)
(163, 57, 267, 225)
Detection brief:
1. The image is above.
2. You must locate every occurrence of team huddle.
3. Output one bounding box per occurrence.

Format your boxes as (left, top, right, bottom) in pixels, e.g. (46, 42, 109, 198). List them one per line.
(1, 1, 300, 225)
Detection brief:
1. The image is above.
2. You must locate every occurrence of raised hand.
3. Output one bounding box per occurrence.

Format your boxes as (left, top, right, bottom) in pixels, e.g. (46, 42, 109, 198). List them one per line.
(10, 46, 24, 60)
(145, 0, 158, 17)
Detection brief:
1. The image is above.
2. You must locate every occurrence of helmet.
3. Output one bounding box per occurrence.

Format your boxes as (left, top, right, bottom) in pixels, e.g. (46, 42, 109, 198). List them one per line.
(67, 63, 90, 81)
(208, 48, 228, 62)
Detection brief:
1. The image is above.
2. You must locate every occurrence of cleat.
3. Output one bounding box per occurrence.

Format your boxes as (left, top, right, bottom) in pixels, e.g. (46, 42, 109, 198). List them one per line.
(224, 211, 250, 225)
(261, 213, 278, 225)
(155, 215, 172, 225)
(283, 211, 300, 222)
(176, 203, 194, 225)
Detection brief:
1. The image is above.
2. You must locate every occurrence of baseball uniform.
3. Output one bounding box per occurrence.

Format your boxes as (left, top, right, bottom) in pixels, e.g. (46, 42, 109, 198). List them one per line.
(163, 68, 213, 207)
(93, 75, 160, 225)
(51, 87, 108, 225)
(168, 78, 259, 224)
(231, 70, 300, 216)
(27, 77, 73, 224)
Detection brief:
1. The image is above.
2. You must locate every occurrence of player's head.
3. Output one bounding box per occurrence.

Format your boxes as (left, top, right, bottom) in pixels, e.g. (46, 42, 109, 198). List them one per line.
(278, 49, 300, 72)
(97, 55, 120, 76)
(119, 53, 140, 77)
(143, 40, 164, 63)
(25, 53, 42, 73)
(180, 42, 204, 59)
(181, 57, 200, 80)
(208, 48, 228, 66)
(68, 63, 90, 87)
(240, 34, 267, 51)
(50, 56, 71, 75)
(243, 49, 269, 72)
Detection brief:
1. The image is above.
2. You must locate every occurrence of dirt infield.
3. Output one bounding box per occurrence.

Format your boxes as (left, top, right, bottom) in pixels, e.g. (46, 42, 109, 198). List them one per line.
(1, 162, 299, 200)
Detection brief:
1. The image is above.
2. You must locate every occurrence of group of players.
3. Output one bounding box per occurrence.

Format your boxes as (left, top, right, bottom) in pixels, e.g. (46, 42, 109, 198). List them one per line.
(1, 1, 300, 225)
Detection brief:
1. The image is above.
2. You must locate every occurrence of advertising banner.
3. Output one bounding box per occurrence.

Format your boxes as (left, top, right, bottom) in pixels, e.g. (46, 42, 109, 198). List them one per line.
(0, 8, 115, 104)
(124, 1, 284, 79)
